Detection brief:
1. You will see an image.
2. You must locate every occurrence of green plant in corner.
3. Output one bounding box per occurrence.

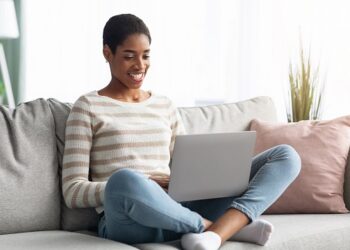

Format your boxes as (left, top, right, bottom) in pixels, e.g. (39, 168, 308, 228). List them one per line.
(286, 40, 325, 122)
(0, 80, 5, 98)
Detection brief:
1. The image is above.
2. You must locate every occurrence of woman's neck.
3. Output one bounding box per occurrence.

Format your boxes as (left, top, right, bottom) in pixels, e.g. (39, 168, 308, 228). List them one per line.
(98, 82, 150, 103)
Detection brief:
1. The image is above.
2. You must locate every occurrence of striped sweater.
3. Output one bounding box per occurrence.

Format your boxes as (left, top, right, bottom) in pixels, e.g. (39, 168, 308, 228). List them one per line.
(62, 90, 185, 212)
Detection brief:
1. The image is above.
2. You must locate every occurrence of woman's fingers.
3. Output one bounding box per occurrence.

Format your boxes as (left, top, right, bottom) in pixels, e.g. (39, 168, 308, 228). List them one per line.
(149, 174, 170, 188)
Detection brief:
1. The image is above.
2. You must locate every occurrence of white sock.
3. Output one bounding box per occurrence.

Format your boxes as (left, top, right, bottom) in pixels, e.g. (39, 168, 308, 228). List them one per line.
(181, 231, 221, 250)
(230, 219, 274, 246)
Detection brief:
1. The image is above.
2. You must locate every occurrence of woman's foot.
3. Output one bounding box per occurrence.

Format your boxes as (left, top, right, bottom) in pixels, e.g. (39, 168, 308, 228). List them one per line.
(202, 217, 213, 229)
(181, 231, 221, 250)
(181, 217, 273, 249)
(230, 219, 274, 246)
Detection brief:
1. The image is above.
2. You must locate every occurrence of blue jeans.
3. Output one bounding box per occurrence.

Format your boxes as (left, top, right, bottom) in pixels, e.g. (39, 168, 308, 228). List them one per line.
(98, 144, 301, 244)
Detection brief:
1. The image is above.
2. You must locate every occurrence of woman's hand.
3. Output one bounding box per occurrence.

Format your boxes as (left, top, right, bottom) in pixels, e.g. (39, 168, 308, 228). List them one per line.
(148, 173, 170, 191)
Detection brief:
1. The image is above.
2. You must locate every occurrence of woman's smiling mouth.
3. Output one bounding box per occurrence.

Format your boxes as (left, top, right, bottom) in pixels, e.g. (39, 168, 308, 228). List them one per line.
(128, 72, 145, 82)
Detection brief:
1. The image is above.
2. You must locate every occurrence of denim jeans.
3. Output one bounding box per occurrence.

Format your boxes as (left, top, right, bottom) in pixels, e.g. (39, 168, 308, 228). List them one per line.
(98, 144, 301, 244)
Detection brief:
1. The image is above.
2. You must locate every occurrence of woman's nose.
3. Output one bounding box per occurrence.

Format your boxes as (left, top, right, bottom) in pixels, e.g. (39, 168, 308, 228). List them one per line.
(135, 57, 146, 70)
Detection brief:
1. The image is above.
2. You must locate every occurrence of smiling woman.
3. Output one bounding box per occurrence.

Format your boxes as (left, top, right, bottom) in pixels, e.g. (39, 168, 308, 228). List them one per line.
(102, 33, 150, 92)
(98, 14, 151, 102)
(60, 13, 302, 250)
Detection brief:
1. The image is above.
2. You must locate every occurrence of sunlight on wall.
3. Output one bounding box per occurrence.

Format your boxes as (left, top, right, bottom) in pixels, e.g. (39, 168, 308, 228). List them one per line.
(22, 0, 350, 120)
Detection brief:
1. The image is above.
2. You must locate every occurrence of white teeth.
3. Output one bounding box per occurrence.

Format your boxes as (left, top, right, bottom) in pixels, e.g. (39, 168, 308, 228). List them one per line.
(129, 73, 144, 81)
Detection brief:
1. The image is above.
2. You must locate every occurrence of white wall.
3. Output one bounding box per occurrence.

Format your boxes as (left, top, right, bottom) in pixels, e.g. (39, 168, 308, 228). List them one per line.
(22, 0, 350, 121)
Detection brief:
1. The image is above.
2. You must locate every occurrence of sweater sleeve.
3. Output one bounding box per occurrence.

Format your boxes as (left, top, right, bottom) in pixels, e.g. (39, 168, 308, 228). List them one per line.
(169, 100, 186, 158)
(62, 96, 106, 209)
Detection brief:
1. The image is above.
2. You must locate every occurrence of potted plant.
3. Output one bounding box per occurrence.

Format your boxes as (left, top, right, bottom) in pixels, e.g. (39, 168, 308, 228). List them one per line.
(286, 41, 325, 122)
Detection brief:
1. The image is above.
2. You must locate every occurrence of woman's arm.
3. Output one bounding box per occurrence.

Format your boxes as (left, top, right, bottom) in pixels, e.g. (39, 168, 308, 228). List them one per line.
(169, 101, 186, 158)
(62, 96, 106, 209)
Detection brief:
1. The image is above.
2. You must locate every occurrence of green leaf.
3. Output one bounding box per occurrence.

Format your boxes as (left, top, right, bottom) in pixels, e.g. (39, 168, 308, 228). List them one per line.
(286, 37, 325, 122)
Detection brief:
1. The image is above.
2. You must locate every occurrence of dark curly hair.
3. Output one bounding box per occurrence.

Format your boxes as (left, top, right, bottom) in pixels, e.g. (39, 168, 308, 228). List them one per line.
(103, 14, 151, 54)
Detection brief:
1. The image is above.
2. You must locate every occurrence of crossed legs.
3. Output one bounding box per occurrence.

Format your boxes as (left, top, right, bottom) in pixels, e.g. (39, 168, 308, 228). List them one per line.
(99, 144, 301, 249)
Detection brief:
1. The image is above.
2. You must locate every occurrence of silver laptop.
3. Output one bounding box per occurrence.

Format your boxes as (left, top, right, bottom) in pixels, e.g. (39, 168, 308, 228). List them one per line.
(168, 131, 256, 202)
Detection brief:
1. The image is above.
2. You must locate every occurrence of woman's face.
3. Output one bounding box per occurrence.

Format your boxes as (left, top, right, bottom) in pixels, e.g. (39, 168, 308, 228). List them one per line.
(105, 33, 150, 90)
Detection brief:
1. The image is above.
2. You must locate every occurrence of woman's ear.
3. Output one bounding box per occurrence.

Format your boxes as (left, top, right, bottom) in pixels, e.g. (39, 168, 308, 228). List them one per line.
(103, 44, 113, 62)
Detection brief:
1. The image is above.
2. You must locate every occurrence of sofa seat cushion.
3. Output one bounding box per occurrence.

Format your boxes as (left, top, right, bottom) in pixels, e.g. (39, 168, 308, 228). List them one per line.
(135, 214, 350, 249)
(0, 231, 138, 250)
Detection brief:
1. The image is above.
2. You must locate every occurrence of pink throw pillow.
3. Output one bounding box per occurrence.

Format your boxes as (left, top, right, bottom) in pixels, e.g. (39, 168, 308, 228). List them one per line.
(250, 117, 350, 213)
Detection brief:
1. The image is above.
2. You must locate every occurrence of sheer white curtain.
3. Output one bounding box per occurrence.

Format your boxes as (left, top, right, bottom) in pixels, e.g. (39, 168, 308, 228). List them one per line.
(22, 0, 350, 120)
(22, 0, 240, 107)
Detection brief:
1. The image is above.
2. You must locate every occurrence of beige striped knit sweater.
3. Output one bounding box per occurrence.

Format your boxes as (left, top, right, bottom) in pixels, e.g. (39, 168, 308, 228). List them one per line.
(62, 90, 185, 213)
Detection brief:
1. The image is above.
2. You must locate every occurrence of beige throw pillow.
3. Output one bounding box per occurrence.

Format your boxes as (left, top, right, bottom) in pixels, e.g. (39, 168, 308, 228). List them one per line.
(250, 117, 350, 213)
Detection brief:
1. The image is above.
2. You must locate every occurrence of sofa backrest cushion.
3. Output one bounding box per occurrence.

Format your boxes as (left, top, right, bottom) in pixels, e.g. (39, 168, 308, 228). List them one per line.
(0, 99, 60, 234)
(178, 96, 277, 134)
(47, 98, 99, 231)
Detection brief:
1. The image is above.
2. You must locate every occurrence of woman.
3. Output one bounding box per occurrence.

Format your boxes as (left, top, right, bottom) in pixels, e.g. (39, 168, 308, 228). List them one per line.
(62, 14, 301, 250)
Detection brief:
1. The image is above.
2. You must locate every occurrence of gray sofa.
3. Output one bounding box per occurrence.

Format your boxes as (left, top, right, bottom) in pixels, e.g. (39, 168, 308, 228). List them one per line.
(1, 96, 350, 250)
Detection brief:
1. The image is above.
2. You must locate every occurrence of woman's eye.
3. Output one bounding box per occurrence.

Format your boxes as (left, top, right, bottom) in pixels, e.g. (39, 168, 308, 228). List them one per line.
(123, 54, 149, 60)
